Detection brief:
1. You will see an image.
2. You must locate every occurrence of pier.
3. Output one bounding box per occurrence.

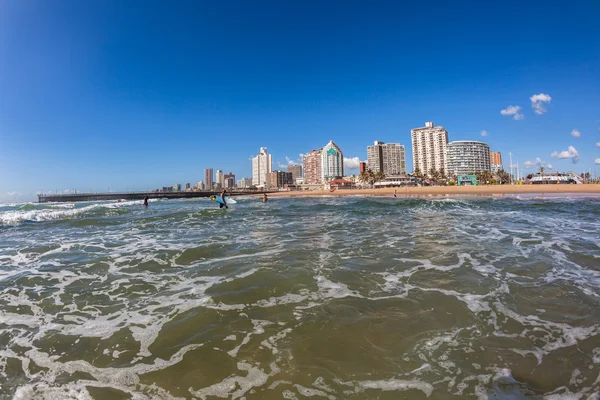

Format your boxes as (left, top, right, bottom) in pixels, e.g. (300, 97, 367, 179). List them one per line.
(37, 190, 273, 203)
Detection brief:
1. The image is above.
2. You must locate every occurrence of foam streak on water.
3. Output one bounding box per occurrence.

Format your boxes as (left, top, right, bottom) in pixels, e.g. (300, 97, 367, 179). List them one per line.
(1, 196, 600, 399)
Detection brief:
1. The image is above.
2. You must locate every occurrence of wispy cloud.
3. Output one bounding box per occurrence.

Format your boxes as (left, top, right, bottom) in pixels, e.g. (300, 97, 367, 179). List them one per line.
(480, 130, 488, 137)
(571, 129, 581, 138)
(523, 161, 535, 168)
(596, 158, 600, 165)
(500, 105, 524, 120)
(551, 146, 580, 162)
(343, 157, 362, 169)
(596, 142, 600, 148)
(530, 93, 551, 115)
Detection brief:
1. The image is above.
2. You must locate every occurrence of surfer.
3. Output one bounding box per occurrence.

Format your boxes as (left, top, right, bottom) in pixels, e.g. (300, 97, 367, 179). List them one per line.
(263, 193, 268, 202)
(143, 196, 149, 207)
(220, 189, 228, 209)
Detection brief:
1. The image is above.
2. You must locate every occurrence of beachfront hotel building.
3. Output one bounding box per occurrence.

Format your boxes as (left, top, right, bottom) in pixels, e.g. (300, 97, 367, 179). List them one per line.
(288, 165, 303, 182)
(303, 149, 322, 184)
(490, 151, 503, 172)
(252, 147, 272, 187)
(447, 140, 491, 176)
(367, 141, 407, 176)
(224, 172, 235, 189)
(411, 122, 449, 176)
(267, 171, 294, 188)
(204, 168, 213, 191)
(321, 140, 344, 182)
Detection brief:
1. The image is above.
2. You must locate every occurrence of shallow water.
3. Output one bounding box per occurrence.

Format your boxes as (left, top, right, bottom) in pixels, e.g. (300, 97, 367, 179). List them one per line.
(1, 195, 599, 399)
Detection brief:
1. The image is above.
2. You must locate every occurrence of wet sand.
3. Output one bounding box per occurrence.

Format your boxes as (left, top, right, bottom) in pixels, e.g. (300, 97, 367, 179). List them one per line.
(265, 184, 600, 198)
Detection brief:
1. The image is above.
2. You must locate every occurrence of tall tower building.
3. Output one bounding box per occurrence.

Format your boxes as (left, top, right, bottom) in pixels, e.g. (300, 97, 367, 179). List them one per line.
(321, 140, 344, 182)
(204, 168, 213, 191)
(303, 149, 323, 184)
(447, 141, 491, 176)
(287, 165, 303, 182)
(411, 121, 449, 176)
(252, 147, 272, 187)
(490, 151, 502, 172)
(367, 141, 407, 176)
(215, 170, 224, 189)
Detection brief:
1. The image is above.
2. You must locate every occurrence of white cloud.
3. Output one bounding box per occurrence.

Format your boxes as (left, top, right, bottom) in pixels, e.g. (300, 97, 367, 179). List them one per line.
(596, 158, 600, 165)
(500, 105, 524, 120)
(524, 157, 550, 169)
(343, 157, 362, 169)
(530, 93, 552, 115)
(547, 164, 552, 169)
(551, 146, 580, 162)
(571, 129, 581, 138)
(481, 130, 488, 137)
(596, 142, 600, 148)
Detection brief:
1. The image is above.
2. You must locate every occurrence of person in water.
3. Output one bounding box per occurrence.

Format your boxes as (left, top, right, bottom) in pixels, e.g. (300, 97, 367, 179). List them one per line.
(143, 195, 149, 207)
(263, 193, 268, 202)
(220, 189, 228, 209)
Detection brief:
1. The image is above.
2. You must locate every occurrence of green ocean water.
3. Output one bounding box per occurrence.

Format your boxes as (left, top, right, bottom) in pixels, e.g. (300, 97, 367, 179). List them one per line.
(1, 195, 599, 399)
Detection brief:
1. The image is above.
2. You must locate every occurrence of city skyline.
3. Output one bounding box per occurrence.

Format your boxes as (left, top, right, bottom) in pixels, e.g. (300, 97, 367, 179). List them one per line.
(2, 1, 599, 202)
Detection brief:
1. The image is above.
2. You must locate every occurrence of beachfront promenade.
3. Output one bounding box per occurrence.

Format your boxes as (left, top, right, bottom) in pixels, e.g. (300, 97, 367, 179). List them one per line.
(37, 190, 273, 203)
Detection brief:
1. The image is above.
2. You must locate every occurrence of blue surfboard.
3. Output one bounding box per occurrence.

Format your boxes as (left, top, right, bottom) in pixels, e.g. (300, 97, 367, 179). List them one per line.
(210, 195, 237, 205)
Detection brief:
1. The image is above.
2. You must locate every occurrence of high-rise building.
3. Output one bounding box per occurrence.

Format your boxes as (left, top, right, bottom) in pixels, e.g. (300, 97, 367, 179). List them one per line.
(411, 121, 449, 176)
(447, 141, 491, 176)
(288, 165, 302, 182)
(252, 147, 272, 187)
(303, 149, 322, 184)
(367, 141, 407, 176)
(216, 170, 224, 188)
(490, 151, 502, 172)
(185, 183, 191, 190)
(267, 171, 294, 188)
(196, 181, 204, 190)
(224, 172, 236, 189)
(204, 168, 213, 191)
(359, 162, 367, 174)
(321, 140, 344, 182)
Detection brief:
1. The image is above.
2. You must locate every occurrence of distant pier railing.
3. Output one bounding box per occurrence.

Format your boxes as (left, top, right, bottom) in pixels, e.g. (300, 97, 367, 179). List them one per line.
(37, 190, 273, 203)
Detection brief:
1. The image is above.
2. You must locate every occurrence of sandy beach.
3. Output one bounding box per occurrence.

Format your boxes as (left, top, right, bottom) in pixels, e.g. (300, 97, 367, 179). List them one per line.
(264, 184, 600, 198)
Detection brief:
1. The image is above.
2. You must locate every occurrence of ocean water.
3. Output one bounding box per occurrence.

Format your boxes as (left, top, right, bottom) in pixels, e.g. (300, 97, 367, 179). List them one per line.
(1, 195, 599, 399)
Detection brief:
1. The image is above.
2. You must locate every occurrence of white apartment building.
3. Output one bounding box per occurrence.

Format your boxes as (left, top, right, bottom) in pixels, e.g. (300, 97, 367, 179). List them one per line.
(303, 149, 322, 184)
(215, 170, 224, 189)
(411, 121, 449, 176)
(447, 141, 491, 176)
(252, 147, 272, 187)
(367, 141, 406, 176)
(321, 140, 344, 182)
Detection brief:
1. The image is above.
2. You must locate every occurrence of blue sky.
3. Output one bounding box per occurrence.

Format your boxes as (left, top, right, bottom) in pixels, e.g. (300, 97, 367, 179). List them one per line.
(1, 0, 599, 202)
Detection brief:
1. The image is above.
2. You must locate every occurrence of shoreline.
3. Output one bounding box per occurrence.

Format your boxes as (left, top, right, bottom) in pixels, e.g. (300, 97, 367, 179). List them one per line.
(262, 184, 600, 198)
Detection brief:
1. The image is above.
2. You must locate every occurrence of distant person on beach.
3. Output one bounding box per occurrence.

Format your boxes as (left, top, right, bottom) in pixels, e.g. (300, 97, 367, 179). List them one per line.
(220, 189, 228, 209)
(263, 193, 268, 202)
(393, 190, 397, 198)
(143, 196, 149, 207)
